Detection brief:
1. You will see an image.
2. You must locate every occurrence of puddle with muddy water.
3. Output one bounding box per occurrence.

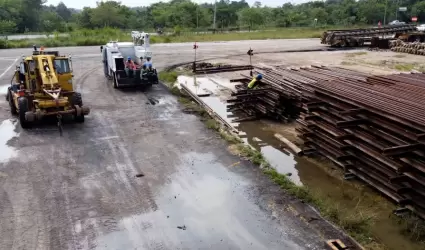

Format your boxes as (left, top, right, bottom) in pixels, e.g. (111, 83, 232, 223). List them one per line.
(0, 119, 19, 163)
(0, 84, 9, 96)
(93, 152, 304, 249)
(180, 75, 424, 250)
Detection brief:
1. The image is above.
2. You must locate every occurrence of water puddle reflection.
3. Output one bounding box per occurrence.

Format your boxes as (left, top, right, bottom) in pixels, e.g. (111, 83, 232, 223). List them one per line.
(0, 119, 19, 163)
(179, 75, 303, 184)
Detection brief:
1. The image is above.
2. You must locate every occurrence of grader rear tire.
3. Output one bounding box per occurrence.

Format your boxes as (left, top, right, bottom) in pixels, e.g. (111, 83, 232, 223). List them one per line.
(8, 89, 17, 115)
(18, 97, 31, 129)
(71, 92, 85, 123)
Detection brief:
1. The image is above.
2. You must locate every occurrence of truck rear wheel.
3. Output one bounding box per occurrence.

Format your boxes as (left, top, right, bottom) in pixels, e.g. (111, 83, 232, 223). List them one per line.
(113, 72, 118, 88)
(18, 97, 31, 128)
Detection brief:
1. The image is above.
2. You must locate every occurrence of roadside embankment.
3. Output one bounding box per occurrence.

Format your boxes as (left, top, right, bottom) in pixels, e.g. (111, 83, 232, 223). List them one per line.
(0, 27, 326, 49)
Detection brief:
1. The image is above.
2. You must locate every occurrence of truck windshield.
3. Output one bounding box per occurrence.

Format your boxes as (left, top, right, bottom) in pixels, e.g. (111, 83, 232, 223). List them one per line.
(54, 59, 71, 74)
(118, 47, 136, 61)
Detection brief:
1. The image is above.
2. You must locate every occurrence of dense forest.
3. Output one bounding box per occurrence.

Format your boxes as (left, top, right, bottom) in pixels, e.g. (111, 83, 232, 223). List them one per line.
(0, 0, 425, 34)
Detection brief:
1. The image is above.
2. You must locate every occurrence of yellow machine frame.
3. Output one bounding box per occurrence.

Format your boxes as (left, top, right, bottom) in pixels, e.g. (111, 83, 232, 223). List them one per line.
(7, 48, 89, 132)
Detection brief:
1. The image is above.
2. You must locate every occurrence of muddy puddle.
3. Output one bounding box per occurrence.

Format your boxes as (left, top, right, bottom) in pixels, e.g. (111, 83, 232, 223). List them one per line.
(0, 84, 9, 95)
(93, 152, 302, 249)
(178, 75, 302, 183)
(0, 119, 19, 163)
(179, 74, 425, 250)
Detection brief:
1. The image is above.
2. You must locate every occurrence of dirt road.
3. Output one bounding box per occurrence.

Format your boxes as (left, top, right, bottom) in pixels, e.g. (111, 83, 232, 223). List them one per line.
(0, 39, 353, 250)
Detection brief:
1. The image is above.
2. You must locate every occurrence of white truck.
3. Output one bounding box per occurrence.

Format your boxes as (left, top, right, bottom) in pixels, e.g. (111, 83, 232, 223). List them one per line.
(100, 31, 158, 89)
(417, 24, 425, 32)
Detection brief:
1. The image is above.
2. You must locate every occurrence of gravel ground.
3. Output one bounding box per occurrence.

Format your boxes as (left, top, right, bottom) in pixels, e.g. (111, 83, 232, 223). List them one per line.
(0, 39, 359, 250)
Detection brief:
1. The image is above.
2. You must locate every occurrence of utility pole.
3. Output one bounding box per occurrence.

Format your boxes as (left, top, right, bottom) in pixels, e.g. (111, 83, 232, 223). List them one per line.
(213, 0, 217, 32)
(383, 0, 388, 25)
(395, 0, 400, 20)
(196, 7, 199, 34)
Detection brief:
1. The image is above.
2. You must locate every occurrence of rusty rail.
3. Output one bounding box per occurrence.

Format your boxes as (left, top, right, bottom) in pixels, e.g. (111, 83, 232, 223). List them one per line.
(298, 71, 425, 219)
(226, 64, 425, 219)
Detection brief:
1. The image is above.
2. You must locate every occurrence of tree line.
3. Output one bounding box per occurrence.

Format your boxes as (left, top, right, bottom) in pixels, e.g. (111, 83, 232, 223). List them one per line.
(0, 0, 425, 34)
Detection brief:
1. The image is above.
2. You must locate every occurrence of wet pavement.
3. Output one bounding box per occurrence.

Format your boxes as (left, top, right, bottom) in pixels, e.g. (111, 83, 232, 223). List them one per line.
(0, 41, 358, 249)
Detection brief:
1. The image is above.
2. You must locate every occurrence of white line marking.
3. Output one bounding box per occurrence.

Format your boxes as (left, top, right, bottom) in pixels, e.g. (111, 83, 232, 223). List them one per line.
(0, 57, 19, 61)
(97, 136, 119, 140)
(0, 57, 19, 80)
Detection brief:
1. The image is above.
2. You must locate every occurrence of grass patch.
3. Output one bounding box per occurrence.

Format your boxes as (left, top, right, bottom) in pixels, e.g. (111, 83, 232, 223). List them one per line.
(158, 71, 179, 86)
(345, 51, 368, 58)
(394, 63, 416, 71)
(341, 61, 356, 65)
(1, 27, 328, 49)
(263, 167, 378, 247)
(393, 54, 406, 58)
(161, 27, 325, 43)
(235, 143, 270, 167)
(396, 214, 425, 242)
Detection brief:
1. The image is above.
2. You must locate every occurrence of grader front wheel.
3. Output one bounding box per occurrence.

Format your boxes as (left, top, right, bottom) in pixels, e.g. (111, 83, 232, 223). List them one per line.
(18, 97, 32, 129)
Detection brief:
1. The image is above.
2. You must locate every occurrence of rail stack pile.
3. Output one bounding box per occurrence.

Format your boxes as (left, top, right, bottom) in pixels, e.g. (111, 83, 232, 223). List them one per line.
(226, 66, 368, 122)
(321, 24, 417, 47)
(390, 39, 425, 55)
(298, 72, 425, 219)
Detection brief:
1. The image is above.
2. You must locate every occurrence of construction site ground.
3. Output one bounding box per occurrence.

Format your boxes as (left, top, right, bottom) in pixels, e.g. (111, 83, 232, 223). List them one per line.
(0, 39, 423, 249)
(175, 47, 425, 250)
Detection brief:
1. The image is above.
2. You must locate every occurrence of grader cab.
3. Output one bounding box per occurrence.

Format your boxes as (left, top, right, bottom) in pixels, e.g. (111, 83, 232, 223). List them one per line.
(6, 47, 90, 132)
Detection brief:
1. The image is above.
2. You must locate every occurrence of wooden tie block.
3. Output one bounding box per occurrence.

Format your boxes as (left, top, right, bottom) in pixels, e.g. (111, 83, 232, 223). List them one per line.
(325, 239, 349, 250)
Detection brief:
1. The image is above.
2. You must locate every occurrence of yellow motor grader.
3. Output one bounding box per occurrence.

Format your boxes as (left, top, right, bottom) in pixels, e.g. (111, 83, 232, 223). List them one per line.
(6, 47, 90, 133)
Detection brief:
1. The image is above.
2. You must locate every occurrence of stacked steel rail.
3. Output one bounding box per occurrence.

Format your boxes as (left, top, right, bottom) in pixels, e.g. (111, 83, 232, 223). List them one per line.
(321, 24, 417, 47)
(390, 39, 425, 55)
(227, 65, 425, 218)
(190, 62, 254, 74)
(298, 72, 425, 219)
(226, 66, 368, 122)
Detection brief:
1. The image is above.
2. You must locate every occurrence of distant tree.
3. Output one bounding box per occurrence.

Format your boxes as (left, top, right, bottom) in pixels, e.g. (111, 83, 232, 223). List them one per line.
(0, 20, 17, 35)
(56, 2, 72, 21)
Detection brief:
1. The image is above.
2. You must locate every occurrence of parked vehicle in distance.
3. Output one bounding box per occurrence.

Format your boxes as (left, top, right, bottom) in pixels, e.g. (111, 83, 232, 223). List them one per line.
(389, 20, 406, 25)
(417, 24, 425, 32)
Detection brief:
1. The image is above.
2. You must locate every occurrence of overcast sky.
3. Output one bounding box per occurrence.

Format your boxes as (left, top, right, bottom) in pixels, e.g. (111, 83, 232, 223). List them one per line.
(46, 0, 302, 9)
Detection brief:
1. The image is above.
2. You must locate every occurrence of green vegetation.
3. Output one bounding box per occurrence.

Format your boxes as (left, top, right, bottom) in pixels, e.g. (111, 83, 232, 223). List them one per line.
(2, 0, 425, 49)
(2, 0, 424, 35)
(1, 27, 328, 49)
(393, 54, 407, 58)
(159, 71, 179, 85)
(394, 63, 416, 72)
(345, 51, 368, 57)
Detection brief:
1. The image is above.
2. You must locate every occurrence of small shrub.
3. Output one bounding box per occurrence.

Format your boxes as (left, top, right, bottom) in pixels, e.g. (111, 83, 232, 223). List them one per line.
(0, 39, 7, 49)
(158, 71, 178, 84)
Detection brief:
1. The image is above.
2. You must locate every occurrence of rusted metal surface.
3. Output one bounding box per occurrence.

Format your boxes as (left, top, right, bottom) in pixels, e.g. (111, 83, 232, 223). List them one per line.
(226, 65, 367, 122)
(389, 40, 425, 55)
(298, 71, 425, 219)
(192, 64, 253, 74)
(227, 64, 425, 219)
(321, 24, 417, 47)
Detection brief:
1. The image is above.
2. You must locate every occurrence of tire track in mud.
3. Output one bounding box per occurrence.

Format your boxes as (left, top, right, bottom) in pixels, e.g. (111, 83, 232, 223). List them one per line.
(0, 188, 14, 250)
(3, 160, 52, 250)
(74, 66, 98, 94)
(104, 111, 159, 212)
